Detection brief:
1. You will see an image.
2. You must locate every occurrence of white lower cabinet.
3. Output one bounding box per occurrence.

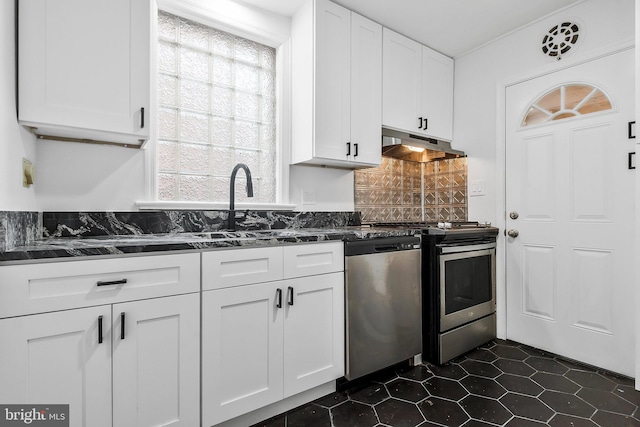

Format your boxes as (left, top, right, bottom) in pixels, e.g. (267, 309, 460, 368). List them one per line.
(0, 306, 113, 427)
(0, 253, 200, 427)
(202, 281, 284, 425)
(0, 293, 200, 427)
(113, 294, 200, 427)
(283, 273, 344, 397)
(201, 243, 345, 426)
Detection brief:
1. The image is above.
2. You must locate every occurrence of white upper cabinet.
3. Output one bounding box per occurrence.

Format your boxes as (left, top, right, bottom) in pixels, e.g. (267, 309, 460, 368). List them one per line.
(350, 13, 383, 166)
(18, 0, 151, 148)
(382, 29, 422, 135)
(421, 47, 454, 141)
(382, 28, 454, 141)
(291, 0, 382, 168)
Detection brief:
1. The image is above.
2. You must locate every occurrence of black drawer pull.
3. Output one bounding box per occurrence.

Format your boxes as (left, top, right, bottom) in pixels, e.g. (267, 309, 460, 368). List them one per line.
(629, 152, 636, 170)
(120, 312, 126, 340)
(98, 315, 103, 344)
(629, 121, 635, 139)
(276, 288, 283, 309)
(97, 279, 128, 286)
(287, 286, 294, 306)
(141, 107, 145, 129)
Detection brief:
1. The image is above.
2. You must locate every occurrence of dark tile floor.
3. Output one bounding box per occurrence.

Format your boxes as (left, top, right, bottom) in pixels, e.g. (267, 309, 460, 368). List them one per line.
(250, 339, 640, 427)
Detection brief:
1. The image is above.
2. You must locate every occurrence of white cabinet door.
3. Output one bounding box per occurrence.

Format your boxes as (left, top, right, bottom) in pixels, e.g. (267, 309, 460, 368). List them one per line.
(350, 13, 382, 166)
(283, 272, 344, 398)
(18, 0, 150, 146)
(292, 0, 382, 168)
(382, 29, 454, 141)
(202, 246, 284, 290)
(283, 242, 344, 279)
(0, 306, 112, 427)
(113, 294, 200, 427)
(313, 0, 352, 162)
(421, 46, 454, 141)
(202, 282, 284, 426)
(0, 253, 200, 318)
(382, 28, 422, 134)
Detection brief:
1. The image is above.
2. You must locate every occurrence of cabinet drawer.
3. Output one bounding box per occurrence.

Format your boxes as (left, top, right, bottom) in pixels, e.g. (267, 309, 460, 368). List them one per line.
(202, 247, 284, 290)
(283, 242, 344, 279)
(0, 253, 200, 318)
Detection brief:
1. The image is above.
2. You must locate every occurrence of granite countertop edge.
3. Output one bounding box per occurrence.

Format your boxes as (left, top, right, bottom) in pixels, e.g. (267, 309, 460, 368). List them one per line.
(0, 227, 419, 264)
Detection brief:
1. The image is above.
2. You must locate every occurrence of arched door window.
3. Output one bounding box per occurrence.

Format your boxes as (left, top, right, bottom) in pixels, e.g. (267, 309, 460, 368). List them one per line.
(522, 83, 613, 127)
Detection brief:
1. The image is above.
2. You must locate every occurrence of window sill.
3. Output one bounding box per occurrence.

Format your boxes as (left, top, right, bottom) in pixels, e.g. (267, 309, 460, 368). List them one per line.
(136, 201, 297, 211)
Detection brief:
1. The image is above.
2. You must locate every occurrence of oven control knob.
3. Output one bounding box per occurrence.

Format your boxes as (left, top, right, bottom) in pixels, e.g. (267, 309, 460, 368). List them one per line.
(509, 211, 519, 220)
(507, 229, 519, 238)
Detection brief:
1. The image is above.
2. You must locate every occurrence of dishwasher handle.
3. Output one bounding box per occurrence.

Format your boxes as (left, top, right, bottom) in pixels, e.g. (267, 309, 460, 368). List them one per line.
(345, 236, 421, 256)
(374, 244, 405, 253)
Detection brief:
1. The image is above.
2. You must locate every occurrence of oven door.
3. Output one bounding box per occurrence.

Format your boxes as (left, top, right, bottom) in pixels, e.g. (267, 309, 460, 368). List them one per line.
(438, 242, 496, 332)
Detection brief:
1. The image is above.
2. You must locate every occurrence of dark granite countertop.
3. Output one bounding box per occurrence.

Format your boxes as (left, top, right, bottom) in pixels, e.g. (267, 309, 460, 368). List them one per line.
(0, 226, 419, 264)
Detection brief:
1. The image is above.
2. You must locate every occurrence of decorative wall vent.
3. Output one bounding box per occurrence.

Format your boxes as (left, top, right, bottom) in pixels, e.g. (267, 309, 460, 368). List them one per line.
(541, 22, 580, 60)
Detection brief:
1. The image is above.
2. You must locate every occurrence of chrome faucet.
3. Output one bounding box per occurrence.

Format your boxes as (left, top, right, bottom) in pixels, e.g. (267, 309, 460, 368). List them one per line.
(228, 163, 254, 231)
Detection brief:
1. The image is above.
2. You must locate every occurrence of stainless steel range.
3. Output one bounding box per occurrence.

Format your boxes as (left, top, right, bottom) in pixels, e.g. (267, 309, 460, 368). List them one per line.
(368, 221, 499, 364)
(422, 223, 498, 364)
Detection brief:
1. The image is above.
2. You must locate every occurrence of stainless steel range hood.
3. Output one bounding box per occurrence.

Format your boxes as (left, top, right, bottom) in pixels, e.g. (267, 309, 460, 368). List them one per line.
(381, 128, 465, 162)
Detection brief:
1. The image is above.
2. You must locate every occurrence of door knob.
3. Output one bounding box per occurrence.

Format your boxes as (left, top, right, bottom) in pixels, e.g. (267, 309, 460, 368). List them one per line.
(507, 229, 519, 238)
(509, 211, 519, 220)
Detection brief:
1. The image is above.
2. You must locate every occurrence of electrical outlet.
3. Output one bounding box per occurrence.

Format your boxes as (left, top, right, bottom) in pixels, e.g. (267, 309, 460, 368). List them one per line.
(22, 158, 34, 188)
(469, 179, 486, 197)
(302, 190, 316, 205)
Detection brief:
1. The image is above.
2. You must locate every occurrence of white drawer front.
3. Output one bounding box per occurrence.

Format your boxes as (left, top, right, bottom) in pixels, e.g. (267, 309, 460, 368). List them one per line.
(202, 247, 284, 290)
(0, 253, 200, 318)
(283, 242, 344, 279)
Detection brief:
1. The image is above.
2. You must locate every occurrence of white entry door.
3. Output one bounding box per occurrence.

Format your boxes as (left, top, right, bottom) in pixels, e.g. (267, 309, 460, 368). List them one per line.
(505, 49, 635, 376)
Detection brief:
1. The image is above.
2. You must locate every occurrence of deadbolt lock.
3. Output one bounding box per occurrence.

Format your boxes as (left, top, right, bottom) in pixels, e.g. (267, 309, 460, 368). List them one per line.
(509, 211, 519, 220)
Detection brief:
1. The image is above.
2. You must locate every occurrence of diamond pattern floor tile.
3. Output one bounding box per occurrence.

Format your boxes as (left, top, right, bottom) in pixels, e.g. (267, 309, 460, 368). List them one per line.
(250, 340, 640, 427)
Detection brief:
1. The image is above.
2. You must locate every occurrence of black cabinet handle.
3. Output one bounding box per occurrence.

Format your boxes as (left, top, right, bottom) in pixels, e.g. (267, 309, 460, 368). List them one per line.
(346, 142, 351, 156)
(418, 117, 423, 129)
(97, 279, 127, 287)
(629, 121, 635, 139)
(98, 315, 103, 344)
(629, 152, 636, 170)
(276, 288, 282, 309)
(140, 107, 145, 129)
(423, 117, 428, 130)
(287, 286, 294, 306)
(354, 143, 358, 157)
(120, 312, 126, 340)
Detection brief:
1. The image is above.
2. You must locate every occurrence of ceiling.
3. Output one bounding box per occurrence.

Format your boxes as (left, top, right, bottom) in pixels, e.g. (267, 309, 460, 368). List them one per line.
(235, 0, 584, 57)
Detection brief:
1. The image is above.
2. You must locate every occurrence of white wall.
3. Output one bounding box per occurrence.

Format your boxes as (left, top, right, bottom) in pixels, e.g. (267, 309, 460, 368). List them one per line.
(35, 140, 147, 211)
(0, 1, 37, 211)
(454, 0, 634, 340)
(289, 165, 354, 211)
(23, 0, 354, 213)
(455, 0, 634, 223)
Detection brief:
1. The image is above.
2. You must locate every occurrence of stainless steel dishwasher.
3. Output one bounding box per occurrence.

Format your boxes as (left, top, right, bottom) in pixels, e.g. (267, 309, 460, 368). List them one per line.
(344, 235, 422, 380)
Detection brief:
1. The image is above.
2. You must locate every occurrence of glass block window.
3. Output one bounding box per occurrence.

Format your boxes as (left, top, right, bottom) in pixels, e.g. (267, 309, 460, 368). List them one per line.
(157, 11, 277, 203)
(522, 83, 612, 127)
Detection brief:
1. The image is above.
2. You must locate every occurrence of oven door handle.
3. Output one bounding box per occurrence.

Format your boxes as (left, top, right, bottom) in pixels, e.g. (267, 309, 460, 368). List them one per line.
(439, 242, 496, 254)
